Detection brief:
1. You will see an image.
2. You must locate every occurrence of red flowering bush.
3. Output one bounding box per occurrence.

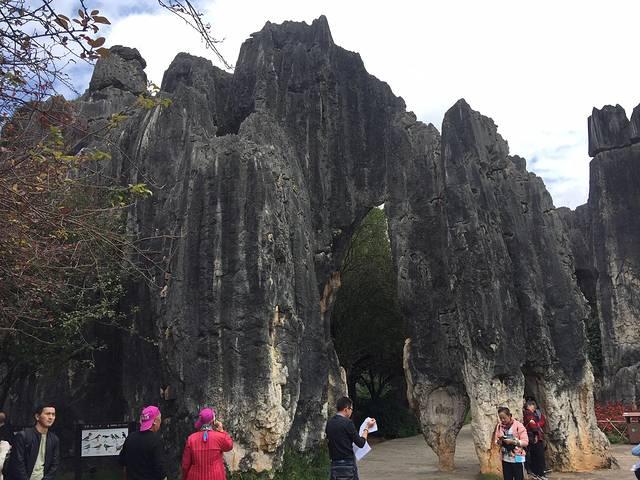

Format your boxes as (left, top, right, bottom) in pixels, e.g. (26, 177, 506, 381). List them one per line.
(595, 402, 635, 432)
(594, 402, 634, 440)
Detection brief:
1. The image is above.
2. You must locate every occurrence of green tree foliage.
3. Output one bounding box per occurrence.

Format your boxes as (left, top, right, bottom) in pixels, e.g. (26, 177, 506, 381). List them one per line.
(0, 96, 156, 405)
(331, 208, 419, 437)
(0, 1, 171, 404)
(0, 0, 224, 405)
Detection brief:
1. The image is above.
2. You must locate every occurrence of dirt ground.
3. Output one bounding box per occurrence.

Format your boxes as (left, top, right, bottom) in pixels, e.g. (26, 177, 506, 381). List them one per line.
(358, 425, 636, 480)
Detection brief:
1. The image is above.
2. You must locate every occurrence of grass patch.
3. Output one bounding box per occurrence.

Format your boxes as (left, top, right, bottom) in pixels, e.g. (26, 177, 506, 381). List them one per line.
(476, 474, 502, 480)
(228, 444, 330, 480)
(606, 431, 628, 444)
(463, 407, 472, 426)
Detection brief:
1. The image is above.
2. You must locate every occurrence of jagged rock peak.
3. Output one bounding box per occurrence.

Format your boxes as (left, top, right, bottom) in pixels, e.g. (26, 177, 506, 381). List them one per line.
(89, 45, 148, 95)
(588, 104, 631, 157)
(161, 52, 231, 93)
(443, 98, 511, 164)
(254, 15, 334, 49)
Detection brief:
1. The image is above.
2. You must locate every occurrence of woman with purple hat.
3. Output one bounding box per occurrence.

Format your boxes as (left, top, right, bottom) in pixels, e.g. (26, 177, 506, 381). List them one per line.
(181, 408, 233, 480)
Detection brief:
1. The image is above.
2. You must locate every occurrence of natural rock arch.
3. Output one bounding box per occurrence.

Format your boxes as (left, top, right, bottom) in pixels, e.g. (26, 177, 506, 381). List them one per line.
(5, 16, 617, 476)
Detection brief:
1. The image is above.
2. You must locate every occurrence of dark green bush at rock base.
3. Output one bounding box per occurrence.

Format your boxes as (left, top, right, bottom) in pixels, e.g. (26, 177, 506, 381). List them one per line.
(228, 445, 330, 480)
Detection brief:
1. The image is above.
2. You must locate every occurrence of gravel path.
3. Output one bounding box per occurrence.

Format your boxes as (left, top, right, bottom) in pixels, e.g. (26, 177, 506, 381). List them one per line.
(358, 426, 635, 480)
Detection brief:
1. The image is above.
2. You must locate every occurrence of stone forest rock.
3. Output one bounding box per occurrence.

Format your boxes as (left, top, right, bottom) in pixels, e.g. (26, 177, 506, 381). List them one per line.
(562, 104, 640, 405)
(3, 17, 620, 475)
(587, 104, 631, 157)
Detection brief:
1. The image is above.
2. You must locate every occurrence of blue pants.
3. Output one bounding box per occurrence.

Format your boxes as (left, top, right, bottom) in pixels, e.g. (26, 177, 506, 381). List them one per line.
(330, 459, 359, 480)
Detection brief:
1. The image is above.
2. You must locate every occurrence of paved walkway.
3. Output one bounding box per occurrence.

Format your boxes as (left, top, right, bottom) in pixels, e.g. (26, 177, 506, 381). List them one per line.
(358, 426, 635, 480)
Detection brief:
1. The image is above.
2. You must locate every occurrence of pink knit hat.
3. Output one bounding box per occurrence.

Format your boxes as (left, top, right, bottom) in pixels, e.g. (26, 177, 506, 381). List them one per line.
(194, 407, 215, 429)
(139, 406, 160, 432)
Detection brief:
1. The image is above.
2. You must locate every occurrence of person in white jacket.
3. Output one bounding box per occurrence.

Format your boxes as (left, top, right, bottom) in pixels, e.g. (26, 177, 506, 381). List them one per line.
(0, 440, 10, 480)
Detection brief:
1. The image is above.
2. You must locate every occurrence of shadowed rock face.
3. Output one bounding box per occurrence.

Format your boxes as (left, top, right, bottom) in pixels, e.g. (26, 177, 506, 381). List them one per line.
(564, 105, 640, 404)
(4, 17, 615, 475)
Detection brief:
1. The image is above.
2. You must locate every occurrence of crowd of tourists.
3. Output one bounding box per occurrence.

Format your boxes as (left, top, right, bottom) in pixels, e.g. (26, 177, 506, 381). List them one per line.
(0, 404, 233, 480)
(2, 397, 640, 480)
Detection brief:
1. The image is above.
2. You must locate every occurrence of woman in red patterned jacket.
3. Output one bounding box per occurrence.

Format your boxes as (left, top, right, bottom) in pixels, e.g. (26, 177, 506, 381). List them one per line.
(523, 399, 547, 480)
(181, 408, 233, 480)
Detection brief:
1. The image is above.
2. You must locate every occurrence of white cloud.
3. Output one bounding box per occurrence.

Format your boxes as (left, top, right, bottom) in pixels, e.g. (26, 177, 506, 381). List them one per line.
(80, 0, 640, 209)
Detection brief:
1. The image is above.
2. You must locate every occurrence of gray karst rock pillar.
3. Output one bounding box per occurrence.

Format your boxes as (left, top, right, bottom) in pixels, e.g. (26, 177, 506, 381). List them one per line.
(4, 17, 619, 476)
(587, 105, 640, 403)
(393, 98, 612, 474)
(562, 104, 640, 405)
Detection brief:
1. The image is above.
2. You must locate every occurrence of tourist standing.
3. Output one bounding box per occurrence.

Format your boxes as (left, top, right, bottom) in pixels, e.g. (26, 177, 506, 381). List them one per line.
(523, 399, 547, 479)
(494, 407, 528, 480)
(181, 408, 233, 480)
(6, 403, 60, 480)
(632, 441, 640, 479)
(325, 397, 375, 480)
(118, 406, 166, 480)
(0, 411, 13, 480)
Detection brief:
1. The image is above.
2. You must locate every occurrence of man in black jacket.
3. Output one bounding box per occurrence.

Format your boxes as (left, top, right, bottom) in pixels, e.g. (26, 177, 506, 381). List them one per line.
(118, 406, 166, 480)
(6, 404, 59, 480)
(325, 397, 375, 480)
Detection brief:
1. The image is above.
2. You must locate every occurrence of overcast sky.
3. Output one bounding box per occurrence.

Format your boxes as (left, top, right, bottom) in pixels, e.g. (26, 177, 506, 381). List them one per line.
(63, 0, 640, 209)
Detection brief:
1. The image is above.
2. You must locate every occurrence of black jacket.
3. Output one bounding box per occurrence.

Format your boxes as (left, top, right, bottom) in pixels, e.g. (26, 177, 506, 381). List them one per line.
(118, 431, 166, 480)
(325, 414, 366, 461)
(6, 427, 60, 480)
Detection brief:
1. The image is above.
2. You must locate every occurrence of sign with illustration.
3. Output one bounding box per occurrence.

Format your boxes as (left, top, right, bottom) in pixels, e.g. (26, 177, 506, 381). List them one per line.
(80, 423, 129, 457)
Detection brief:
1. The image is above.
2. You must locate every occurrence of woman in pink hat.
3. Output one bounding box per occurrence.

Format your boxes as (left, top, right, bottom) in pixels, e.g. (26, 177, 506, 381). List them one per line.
(181, 408, 233, 480)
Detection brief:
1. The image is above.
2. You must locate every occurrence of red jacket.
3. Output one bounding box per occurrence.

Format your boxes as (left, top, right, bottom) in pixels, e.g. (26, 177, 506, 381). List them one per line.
(523, 410, 545, 441)
(181, 430, 233, 480)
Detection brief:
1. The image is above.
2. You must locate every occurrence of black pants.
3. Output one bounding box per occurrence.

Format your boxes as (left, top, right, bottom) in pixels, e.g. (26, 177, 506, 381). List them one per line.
(330, 459, 359, 480)
(502, 461, 525, 480)
(527, 439, 546, 475)
(635, 469, 640, 480)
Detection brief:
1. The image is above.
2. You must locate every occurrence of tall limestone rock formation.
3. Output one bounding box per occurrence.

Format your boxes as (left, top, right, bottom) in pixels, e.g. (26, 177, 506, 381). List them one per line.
(404, 99, 610, 472)
(2, 17, 614, 475)
(562, 104, 640, 404)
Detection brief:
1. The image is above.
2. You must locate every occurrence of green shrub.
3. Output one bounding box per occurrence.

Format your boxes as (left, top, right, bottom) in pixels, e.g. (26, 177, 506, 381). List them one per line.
(476, 473, 502, 480)
(228, 445, 330, 480)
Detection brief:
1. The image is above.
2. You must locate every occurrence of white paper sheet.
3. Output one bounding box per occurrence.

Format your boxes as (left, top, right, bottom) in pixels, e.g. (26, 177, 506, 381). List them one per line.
(352, 417, 378, 461)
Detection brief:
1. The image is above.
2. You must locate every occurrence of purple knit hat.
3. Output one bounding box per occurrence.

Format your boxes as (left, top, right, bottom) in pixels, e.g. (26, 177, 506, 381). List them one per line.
(194, 407, 216, 429)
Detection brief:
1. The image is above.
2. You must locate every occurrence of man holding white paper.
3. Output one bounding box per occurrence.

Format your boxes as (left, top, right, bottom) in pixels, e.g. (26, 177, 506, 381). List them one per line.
(325, 397, 376, 480)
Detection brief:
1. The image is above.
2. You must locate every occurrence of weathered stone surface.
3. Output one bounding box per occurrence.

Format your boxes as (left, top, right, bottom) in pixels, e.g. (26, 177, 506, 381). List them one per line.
(588, 105, 630, 157)
(161, 53, 232, 131)
(630, 104, 640, 143)
(89, 45, 148, 94)
(586, 143, 640, 402)
(3, 18, 616, 476)
(435, 99, 609, 472)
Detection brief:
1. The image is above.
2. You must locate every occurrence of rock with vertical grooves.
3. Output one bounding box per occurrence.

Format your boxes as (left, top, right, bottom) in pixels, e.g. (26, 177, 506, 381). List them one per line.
(629, 104, 640, 143)
(2, 17, 616, 476)
(588, 104, 631, 157)
(569, 141, 640, 404)
(89, 45, 148, 94)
